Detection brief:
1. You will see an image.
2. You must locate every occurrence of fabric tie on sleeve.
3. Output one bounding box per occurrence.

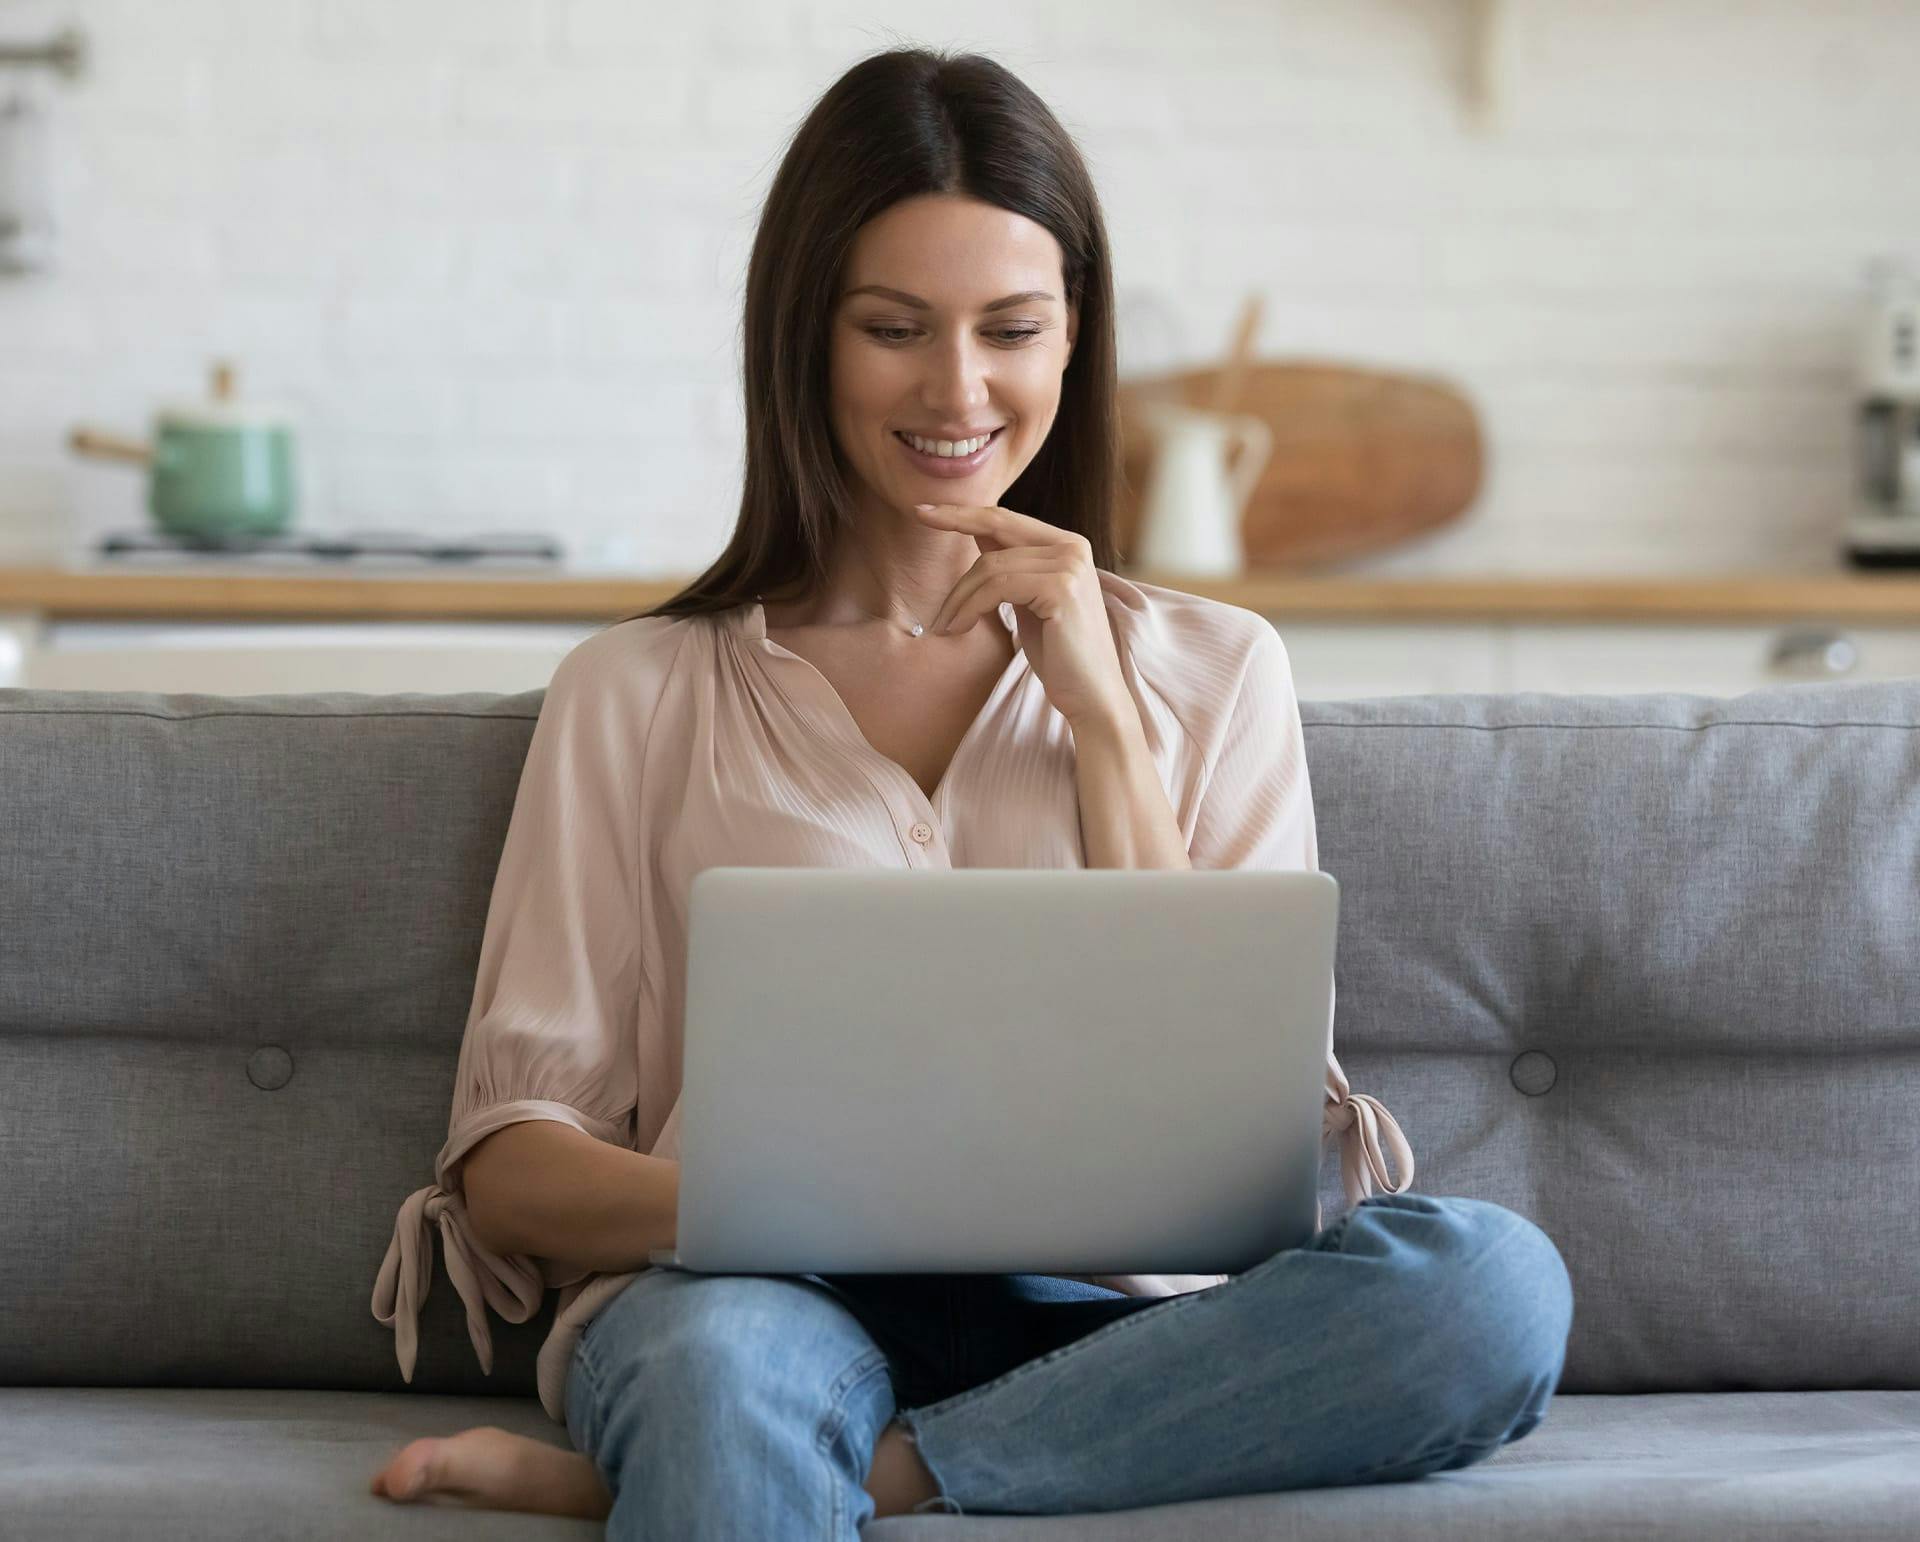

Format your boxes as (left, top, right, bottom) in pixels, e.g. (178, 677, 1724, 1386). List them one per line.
(1323, 1088, 1415, 1211)
(371, 1183, 545, 1384)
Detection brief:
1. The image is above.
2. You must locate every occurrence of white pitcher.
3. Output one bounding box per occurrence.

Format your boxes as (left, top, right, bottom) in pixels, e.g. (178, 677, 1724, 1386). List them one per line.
(1132, 402, 1272, 576)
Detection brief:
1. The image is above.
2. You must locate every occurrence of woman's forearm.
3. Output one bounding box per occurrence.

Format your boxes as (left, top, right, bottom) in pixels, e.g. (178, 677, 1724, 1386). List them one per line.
(1071, 706, 1193, 871)
(460, 1118, 679, 1274)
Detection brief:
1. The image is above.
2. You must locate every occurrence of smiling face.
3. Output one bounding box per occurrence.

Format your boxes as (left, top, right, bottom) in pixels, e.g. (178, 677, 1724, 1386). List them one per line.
(829, 192, 1078, 522)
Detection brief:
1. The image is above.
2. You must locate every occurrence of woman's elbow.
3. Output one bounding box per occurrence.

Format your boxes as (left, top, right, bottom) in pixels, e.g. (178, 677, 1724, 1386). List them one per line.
(455, 1128, 523, 1255)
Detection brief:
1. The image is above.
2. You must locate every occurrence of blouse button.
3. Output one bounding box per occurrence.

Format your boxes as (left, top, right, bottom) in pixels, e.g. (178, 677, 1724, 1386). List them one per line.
(909, 821, 934, 844)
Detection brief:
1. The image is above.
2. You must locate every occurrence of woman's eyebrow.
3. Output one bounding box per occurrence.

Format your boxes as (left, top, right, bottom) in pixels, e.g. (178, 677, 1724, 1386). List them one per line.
(842, 284, 1056, 311)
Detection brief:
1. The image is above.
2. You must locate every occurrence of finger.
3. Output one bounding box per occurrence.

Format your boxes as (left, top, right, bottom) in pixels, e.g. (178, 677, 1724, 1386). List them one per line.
(913, 503, 1077, 554)
(930, 553, 1065, 634)
(912, 503, 1006, 554)
(934, 564, 1074, 634)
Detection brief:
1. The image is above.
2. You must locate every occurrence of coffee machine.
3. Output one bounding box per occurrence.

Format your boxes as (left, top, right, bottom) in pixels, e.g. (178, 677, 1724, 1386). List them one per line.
(1846, 254, 1920, 567)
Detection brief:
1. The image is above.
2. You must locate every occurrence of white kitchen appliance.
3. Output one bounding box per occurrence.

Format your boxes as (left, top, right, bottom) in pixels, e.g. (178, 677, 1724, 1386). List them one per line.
(1846, 254, 1920, 567)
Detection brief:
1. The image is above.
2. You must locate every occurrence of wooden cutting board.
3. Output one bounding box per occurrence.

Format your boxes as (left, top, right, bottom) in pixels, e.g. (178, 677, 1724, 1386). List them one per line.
(1114, 361, 1484, 569)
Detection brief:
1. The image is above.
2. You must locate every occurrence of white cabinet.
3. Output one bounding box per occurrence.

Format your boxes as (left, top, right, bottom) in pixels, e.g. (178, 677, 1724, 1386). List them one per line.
(9, 619, 604, 694)
(1268, 620, 1920, 699)
(5, 612, 1917, 700)
(1499, 623, 1920, 696)
(1269, 624, 1504, 700)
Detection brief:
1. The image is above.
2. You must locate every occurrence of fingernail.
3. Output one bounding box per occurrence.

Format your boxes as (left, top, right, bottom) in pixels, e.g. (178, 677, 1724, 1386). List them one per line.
(914, 503, 935, 511)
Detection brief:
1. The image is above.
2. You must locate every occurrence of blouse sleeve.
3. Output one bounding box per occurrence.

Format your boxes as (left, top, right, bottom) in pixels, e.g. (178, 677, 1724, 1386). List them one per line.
(1187, 622, 1414, 1227)
(372, 639, 643, 1386)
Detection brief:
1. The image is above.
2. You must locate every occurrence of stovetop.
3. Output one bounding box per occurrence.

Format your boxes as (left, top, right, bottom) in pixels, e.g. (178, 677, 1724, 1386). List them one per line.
(93, 528, 567, 564)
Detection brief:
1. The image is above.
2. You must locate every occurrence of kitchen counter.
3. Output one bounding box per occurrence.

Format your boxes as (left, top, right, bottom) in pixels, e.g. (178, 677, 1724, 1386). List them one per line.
(2, 559, 1920, 624)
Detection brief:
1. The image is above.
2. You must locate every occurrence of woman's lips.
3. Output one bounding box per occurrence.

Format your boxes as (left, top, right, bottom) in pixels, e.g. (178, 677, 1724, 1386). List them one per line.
(893, 426, 1003, 478)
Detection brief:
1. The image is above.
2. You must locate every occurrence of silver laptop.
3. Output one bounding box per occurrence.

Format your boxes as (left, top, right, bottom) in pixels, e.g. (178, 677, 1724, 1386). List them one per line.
(647, 866, 1337, 1276)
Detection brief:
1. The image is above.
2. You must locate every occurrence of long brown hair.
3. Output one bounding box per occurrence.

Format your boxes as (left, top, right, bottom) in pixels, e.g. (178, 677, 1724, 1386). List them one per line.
(607, 45, 1122, 630)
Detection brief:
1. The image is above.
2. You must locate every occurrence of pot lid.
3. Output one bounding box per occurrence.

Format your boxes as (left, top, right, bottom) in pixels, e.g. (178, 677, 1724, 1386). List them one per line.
(154, 359, 295, 429)
(155, 401, 297, 429)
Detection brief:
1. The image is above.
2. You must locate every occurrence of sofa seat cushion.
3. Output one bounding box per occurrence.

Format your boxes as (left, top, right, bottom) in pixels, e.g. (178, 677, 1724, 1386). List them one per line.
(4, 1388, 1916, 1540)
(868, 1390, 1920, 1539)
(0, 1387, 597, 1540)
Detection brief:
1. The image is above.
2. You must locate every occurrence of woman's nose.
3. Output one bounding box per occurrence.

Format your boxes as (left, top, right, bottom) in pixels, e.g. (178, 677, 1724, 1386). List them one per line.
(919, 338, 993, 415)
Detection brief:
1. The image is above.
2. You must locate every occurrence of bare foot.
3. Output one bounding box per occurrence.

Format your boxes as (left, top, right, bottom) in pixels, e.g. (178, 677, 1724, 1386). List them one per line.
(370, 1424, 611, 1519)
(370, 1416, 939, 1520)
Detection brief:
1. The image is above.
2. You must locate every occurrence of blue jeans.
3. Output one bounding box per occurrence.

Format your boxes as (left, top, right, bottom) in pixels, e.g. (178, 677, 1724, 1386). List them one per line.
(565, 1191, 1574, 1538)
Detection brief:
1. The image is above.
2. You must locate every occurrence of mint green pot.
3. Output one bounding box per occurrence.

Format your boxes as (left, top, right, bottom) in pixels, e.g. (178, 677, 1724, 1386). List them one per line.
(151, 418, 297, 539)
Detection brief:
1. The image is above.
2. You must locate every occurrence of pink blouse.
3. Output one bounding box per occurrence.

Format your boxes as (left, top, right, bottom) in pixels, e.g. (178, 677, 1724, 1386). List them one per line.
(372, 568, 1414, 1426)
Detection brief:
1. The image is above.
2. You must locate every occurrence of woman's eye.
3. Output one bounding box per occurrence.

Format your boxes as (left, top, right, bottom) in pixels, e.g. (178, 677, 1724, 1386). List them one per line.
(866, 327, 1042, 346)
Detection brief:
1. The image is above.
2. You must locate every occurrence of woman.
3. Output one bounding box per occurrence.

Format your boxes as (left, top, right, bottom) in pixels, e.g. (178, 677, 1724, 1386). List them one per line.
(369, 45, 1573, 1534)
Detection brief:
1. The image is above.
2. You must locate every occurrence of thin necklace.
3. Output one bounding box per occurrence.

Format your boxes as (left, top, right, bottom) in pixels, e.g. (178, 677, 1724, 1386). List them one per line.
(758, 592, 930, 637)
(846, 550, 933, 637)
(845, 597, 929, 637)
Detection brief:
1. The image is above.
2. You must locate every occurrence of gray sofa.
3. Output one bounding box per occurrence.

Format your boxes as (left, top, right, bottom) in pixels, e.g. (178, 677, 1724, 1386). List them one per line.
(3, 675, 1917, 1540)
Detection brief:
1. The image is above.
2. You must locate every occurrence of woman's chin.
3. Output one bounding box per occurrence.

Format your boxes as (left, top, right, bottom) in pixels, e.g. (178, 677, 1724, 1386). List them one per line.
(899, 474, 1012, 506)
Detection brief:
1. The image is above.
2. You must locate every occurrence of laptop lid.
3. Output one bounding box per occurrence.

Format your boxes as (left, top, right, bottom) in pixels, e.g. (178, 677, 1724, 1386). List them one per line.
(654, 866, 1336, 1276)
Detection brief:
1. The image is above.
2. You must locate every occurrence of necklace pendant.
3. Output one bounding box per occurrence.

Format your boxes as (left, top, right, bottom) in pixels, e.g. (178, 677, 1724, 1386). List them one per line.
(909, 622, 924, 637)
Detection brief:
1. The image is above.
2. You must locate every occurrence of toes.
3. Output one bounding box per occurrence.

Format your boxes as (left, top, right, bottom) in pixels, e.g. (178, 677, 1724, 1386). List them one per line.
(377, 1438, 440, 1502)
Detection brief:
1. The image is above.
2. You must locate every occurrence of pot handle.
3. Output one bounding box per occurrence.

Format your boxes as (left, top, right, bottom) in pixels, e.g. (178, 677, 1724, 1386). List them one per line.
(68, 427, 153, 466)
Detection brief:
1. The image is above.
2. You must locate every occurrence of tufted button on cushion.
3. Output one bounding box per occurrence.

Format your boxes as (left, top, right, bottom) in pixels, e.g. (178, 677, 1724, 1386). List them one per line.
(1509, 1049, 1557, 1097)
(247, 1045, 294, 1091)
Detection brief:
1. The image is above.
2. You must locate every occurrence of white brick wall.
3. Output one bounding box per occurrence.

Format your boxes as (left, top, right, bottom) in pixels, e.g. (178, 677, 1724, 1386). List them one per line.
(2, 0, 1918, 575)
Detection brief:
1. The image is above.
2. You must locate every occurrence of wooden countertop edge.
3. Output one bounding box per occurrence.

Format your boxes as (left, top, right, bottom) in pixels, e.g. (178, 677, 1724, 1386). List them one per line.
(1, 565, 1919, 623)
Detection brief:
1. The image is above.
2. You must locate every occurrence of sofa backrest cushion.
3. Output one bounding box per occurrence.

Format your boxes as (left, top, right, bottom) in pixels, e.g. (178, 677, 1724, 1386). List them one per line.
(1, 678, 1915, 1397)
(1303, 680, 1920, 1393)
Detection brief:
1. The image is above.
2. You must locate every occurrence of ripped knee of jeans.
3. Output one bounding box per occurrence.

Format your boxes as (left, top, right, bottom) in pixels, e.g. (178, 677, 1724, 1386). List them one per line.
(899, 1422, 965, 1515)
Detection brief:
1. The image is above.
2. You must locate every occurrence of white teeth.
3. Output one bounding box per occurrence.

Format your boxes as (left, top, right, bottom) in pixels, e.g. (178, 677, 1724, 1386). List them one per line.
(902, 431, 992, 457)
